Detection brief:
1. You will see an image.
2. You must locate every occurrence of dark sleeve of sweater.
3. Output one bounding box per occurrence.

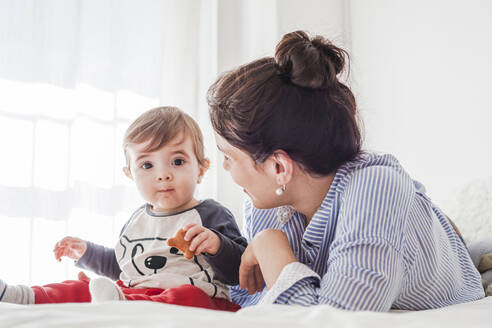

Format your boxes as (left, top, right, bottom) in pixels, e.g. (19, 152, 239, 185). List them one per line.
(75, 205, 143, 281)
(75, 241, 122, 281)
(197, 199, 248, 285)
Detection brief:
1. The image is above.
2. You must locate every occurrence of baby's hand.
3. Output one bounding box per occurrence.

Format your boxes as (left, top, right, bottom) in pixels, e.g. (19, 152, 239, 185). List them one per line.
(183, 223, 221, 256)
(53, 236, 88, 261)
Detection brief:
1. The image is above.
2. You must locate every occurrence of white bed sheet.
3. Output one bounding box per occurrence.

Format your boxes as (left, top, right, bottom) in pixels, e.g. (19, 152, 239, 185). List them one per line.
(1, 297, 491, 328)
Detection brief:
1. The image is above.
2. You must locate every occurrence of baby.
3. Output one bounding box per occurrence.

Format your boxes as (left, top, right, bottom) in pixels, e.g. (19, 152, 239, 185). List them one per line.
(0, 106, 246, 311)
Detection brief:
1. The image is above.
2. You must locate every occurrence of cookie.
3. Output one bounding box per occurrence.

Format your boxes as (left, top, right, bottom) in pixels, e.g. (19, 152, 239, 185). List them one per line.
(167, 228, 194, 259)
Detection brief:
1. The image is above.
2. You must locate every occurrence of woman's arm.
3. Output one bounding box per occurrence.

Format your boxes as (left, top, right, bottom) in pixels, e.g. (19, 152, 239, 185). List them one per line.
(258, 236, 405, 310)
(252, 166, 412, 310)
(229, 199, 282, 306)
(239, 229, 296, 292)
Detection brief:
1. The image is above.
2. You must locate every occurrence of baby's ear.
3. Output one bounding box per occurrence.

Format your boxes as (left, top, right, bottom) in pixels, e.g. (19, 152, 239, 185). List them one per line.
(123, 167, 133, 180)
(203, 158, 210, 171)
(197, 159, 210, 183)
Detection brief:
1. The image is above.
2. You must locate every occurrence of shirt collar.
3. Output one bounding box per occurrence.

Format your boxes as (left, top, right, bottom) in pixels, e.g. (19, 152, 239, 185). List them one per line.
(302, 162, 351, 249)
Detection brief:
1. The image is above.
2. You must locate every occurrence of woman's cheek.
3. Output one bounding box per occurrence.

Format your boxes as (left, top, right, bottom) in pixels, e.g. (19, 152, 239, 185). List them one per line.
(230, 168, 243, 187)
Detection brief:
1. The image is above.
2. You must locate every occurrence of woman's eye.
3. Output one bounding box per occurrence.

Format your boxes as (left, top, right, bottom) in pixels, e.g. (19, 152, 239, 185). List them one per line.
(223, 154, 230, 161)
(173, 159, 185, 166)
(141, 162, 153, 169)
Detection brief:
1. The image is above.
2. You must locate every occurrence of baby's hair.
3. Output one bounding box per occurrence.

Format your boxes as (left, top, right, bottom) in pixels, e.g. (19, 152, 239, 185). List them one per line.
(123, 106, 207, 168)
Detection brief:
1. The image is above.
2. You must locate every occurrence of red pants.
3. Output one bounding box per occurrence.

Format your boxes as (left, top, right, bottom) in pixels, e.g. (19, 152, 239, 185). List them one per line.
(31, 275, 240, 312)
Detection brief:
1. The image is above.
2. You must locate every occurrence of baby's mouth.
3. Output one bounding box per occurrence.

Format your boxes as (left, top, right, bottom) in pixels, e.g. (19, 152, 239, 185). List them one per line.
(157, 188, 174, 193)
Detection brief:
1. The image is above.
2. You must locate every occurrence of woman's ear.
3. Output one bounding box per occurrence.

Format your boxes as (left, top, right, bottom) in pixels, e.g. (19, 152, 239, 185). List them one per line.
(197, 158, 210, 183)
(123, 167, 133, 180)
(266, 150, 294, 185)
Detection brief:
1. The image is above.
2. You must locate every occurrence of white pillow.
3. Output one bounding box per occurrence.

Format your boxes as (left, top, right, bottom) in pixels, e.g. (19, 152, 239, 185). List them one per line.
(439, 177, 492, 244)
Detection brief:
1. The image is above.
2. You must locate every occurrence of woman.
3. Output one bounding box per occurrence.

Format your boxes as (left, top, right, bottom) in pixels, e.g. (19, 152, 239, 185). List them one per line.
(207, 31, 484, 311)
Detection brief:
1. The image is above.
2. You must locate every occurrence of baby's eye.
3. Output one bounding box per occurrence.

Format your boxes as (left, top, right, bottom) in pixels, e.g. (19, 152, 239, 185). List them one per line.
(172, 158, 185, 166)
(141, 162, 153, 169)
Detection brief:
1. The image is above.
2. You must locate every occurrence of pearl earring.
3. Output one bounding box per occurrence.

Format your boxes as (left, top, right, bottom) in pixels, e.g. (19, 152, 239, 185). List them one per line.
(275, 184, 286, 196)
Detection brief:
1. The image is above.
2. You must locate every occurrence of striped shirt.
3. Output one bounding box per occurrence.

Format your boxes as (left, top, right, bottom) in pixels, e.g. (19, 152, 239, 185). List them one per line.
(230, 153, 484, 311)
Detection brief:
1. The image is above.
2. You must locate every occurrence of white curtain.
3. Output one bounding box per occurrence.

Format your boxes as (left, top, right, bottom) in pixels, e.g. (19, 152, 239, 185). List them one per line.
(2, 0, 492, 285)
(0, 0, 221, 285)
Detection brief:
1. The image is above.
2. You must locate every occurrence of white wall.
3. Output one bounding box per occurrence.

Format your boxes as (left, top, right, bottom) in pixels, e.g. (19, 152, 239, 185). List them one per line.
(350, 0, 492, 206)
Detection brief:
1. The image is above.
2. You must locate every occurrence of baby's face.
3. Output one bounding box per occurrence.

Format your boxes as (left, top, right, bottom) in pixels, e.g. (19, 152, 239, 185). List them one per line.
(125, 133, 205, 214)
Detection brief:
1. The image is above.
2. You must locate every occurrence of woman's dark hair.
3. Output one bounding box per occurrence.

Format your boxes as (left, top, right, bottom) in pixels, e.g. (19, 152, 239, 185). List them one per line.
(207, 30, 362, 176)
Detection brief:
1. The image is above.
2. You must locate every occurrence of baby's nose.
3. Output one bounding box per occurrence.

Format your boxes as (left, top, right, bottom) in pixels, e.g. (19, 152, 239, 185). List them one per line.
(156, 173, 172, 181)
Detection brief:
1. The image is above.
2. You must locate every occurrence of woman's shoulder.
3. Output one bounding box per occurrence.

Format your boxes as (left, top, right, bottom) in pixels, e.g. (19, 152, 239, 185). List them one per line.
(335, 152, 414, 190)
(337, 152, 410, 180)
(341, 152, 404, 174)
(332, 153, 417, 244)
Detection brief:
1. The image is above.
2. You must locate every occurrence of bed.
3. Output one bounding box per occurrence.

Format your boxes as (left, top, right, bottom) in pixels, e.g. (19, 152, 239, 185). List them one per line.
(1, 296, 491, 328)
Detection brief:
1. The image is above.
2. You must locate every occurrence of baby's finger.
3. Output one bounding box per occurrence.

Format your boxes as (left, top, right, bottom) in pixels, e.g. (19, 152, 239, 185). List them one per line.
(183, 223, 196, 231)
(194, 239, 211, 255)
(184, 225, 204, 242)
(53, 240, 65, 251)
(58, 236, 71, 244)
(54, 239, 70, 251)
(54, 248, 64, 261)
(189, 232, 208, 252)
(60, 246, 75, 258)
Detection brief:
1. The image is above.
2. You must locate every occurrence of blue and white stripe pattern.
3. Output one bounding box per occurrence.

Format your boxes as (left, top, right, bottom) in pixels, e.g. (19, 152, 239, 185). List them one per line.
(231, 153, 484, 311)
(0, 280, 7, 301)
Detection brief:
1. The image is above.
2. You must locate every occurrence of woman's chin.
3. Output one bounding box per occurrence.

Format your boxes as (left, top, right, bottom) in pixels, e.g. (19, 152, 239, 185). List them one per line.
(250, 198, 275, 210)
(245, 190, 278, 209)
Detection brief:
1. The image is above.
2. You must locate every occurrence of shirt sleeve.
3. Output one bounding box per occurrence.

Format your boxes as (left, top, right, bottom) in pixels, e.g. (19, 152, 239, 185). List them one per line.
(75, 241, 122, 281)
(198, 199, 248, 285)
(262, 166, 412, 311)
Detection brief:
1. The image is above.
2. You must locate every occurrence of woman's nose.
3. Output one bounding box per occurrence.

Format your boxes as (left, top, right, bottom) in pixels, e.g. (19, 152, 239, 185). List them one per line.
(222, 160, 230, 171)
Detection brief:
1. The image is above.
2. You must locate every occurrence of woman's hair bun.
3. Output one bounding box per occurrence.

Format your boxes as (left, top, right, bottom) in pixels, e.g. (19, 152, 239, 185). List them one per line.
(274, 30, 348, 89)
